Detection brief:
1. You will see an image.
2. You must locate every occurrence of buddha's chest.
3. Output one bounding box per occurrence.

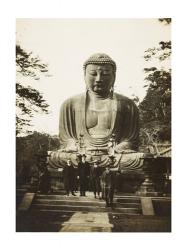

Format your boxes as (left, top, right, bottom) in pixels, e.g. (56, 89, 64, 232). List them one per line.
(86, 99, 112, 137)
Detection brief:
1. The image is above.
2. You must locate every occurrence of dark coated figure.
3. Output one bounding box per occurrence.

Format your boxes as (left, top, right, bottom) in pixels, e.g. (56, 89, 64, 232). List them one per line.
(63, 160, 76, 196)
(90, 161, 102, 198)
(77, 155, 90, 196)
(38, 167, 51, 194)
(101, 166, 116, 207)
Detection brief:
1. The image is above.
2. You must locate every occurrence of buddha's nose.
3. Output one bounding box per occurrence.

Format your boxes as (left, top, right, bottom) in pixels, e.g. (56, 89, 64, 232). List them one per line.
(95, 73, 103, 83)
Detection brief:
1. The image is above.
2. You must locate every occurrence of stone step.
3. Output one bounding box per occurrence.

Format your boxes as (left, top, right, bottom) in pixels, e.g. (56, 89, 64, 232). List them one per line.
(30, 209, 141, 216)
(31, 208, 141, 216)
(32, 203, 141, 214)
(17, 188, 28, 193)
(36, 194, 141, 203)
(36, 194, 97, 201)
(114, 202, 141, 209)
(31, 193, 142, 215)
(34, 198, 141, 208)
(18, 184, 31, 189)
(34, 199, 105, 207)
(115, 197, 141, 203)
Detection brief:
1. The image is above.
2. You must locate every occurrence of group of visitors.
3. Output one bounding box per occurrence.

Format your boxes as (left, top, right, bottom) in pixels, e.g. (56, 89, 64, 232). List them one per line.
(36, 152, 116, 207)
(63, 156, 116, 207)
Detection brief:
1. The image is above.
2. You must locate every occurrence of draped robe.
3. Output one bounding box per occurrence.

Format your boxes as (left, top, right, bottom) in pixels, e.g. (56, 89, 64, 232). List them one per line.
(59, 92, 139, 150)
(49, 92, 144, 172)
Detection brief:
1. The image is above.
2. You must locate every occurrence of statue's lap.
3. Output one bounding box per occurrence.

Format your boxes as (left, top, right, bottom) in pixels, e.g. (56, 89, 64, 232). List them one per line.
(49, 150, 144, 173)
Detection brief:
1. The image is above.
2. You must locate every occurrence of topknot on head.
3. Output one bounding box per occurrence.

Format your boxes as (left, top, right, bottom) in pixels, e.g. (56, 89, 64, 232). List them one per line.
(83, 53, 116, 72)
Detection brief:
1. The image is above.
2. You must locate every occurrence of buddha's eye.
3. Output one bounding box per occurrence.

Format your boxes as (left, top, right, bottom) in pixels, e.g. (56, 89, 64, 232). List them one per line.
(89, 71, 97, 76)
(102, 71, 111, 76)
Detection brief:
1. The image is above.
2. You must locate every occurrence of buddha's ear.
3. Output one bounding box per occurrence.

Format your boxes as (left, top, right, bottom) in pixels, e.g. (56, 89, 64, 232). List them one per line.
(112, 72, 116, 86)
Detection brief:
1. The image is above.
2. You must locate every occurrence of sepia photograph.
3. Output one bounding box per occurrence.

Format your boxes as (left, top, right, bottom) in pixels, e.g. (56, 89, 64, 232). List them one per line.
(16, 18, 171, 233)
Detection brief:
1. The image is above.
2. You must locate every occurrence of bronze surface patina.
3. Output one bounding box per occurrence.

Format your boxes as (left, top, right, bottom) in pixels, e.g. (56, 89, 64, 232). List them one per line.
(49, 53, 144, 172)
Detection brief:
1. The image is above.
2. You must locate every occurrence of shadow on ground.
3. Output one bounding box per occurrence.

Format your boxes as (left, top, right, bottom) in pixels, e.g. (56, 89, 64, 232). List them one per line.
(16, 211, 171, 232)
(16, 211, 74, 232)
(109, 213, 171, 232)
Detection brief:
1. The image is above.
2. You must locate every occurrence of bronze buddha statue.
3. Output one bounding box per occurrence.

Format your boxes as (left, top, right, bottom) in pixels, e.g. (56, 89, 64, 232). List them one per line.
(49, 53, 144, 173)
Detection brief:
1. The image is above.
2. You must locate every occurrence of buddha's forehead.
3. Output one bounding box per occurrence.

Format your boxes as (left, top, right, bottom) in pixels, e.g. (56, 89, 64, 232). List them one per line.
(86, 64, 114, 71)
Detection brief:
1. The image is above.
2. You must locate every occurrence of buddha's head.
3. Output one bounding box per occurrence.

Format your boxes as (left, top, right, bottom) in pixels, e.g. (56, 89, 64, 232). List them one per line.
(83, 53, 116, 97)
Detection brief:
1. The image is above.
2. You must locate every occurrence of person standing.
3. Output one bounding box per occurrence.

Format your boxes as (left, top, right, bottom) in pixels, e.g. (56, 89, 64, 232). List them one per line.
(77, 155, 90, 196)
(101, 166, 116, 207)
(63, 160, 76, 196)
(90, 161, 102, 198)
(38, 167, 51, 194)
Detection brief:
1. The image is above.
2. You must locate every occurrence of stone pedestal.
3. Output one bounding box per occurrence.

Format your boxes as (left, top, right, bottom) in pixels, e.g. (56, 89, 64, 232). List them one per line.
(138, 175, 157, 196)
(137, 156, 162, 196)
(48, 166, 64, 191)
(137, 156, 171, 197)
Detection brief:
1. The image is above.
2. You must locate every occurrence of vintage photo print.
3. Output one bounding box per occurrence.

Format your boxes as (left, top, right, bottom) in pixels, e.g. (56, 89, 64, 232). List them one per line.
(16, 18, 171, 233)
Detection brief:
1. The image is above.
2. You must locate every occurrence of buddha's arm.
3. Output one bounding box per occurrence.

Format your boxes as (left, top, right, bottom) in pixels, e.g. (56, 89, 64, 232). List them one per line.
(59, 99, 78, 150)
(116, 100, 139, 152)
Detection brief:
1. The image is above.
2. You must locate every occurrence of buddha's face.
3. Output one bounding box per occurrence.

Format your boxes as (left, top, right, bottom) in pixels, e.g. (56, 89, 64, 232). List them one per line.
(85, 64, 115, 96)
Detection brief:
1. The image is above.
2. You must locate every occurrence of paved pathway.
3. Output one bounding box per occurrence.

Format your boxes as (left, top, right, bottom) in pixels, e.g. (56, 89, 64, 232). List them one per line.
(60, 212, 113, 232)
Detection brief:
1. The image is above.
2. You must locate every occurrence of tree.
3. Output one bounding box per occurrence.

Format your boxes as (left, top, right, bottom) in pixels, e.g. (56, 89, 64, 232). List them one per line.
(16, 131, 60, 184)
(139, 20, 171, 145)
(16, 45, 50, 135)
(158, 18, 171, 25)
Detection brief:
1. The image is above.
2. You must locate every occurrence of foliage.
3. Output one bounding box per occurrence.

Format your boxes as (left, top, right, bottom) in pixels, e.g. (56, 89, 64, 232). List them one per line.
(158, 18, 172, 25)
(144, 41, 171, 61)
(16, 45, 49, 135)
(139, 21, 171, 145)
(16, 131, 60, 183)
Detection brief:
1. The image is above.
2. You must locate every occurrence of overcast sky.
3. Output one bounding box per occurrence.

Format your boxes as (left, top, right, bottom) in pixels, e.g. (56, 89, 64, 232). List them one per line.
(16, 18, 171, 135)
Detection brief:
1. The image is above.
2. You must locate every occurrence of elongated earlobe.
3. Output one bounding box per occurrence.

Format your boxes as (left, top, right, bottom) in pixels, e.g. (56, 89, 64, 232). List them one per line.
(110, 86, 114, 99)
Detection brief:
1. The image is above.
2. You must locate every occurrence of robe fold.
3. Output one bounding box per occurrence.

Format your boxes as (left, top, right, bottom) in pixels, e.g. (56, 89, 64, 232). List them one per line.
(49, 92, 144, 172)
(59, 92, 139, 150)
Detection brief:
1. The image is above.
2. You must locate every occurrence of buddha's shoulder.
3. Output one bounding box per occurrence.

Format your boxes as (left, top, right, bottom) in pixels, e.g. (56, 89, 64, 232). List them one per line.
(61, 93, 85, 107)
(115, 93, 136, 106)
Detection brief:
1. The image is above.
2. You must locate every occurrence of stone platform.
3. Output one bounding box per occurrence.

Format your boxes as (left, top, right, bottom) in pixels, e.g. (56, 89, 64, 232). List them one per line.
(16, 191, 171, 232)
(60, 212, 113, 232)
(31, 192, 142, 215)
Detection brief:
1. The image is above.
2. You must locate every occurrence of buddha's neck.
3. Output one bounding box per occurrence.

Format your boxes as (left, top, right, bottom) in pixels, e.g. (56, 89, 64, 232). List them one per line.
(87, 90, 111, 100)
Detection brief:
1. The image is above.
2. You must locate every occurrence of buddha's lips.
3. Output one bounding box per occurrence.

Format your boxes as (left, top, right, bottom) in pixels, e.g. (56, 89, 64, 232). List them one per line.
(94, 86, 105, 92)
(94, 84, 105, 89)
